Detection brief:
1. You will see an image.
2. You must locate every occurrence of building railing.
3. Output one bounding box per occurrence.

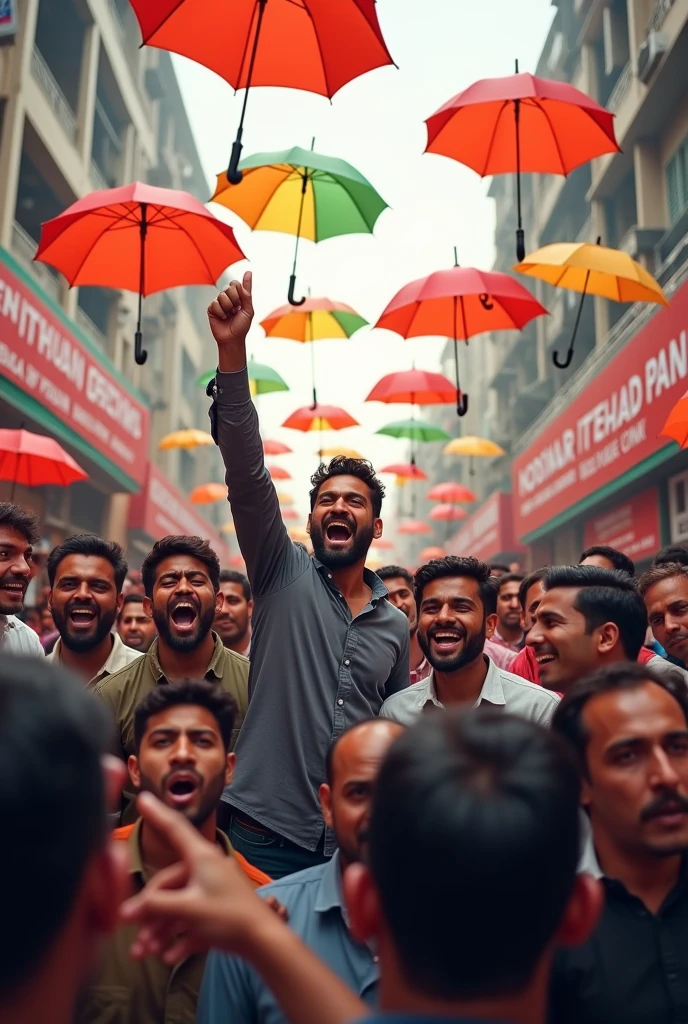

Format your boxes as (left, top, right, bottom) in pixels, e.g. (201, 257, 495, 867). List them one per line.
(11, 221, 61, 302)
(647, 0, 676, 33)
(31, 45, 76, 142)
(607, 61, 632, 113)
(90, 159, 109, 192)
(76, 307, 108, 350)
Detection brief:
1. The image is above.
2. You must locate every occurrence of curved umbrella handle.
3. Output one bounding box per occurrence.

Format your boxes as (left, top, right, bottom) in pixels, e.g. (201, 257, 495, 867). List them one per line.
(479, 293, 494, 310)
(553, 347, 574, 369)
(227, 138, 244, 185)
(288, 273, 306, 307)
(457, 392, 469, 417)
(516, 227, 525, 263)
(134, 329, 148, 366)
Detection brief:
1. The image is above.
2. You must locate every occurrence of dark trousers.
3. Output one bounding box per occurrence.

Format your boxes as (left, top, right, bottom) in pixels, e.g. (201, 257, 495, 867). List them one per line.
(220, 805, 329, 879)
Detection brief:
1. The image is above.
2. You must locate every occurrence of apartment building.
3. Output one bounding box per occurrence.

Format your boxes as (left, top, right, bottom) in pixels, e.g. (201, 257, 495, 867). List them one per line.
(0, 0, 231, 563)
(447, 0, 688, 571)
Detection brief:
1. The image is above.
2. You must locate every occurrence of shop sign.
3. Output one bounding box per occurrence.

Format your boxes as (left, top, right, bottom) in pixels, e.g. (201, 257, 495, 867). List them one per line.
(583, 488, 661, 563)
(447, 492, 526, 562)
(513, 280, 688, 537)
(0, 257, 149, 485)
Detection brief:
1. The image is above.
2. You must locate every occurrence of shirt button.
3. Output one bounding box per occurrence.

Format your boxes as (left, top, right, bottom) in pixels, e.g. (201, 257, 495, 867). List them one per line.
(344, 659, 350, 666)
(373, 955, 379, 963)
(337, 699, 344, 706)
(328, 573, 332, 579)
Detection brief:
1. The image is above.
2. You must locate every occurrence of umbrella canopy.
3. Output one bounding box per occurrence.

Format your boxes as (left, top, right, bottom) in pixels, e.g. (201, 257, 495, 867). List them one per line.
(281, 506, 299, 521)
(318, 447, 365, 459)
(516, 240, 668, 368)
(371, 538, 395, 550)
(197, 358, 289, 396)
(661, 394, 688, 449)
(267, 464, 291, 480)
(0, 429, 87, 496)
(379, 462, 428, 480)
(130, 0, 393, 183)
(158, 429, 214, 451)
(211, 145, 388, 305)
(276, 492, 295, 506)
(397, 519, 432, 535)
(430, 503, 468, 522)
(263, 439, 293, 455)
(427, 482, 476, 503)
(420, 546, 446, 561)
(229, 554, 246, 569)
(366, 368, 458, 405)
(425, 67, 619, 259)
(376, 418, 451, 443)
(35, 182, 245, 366)
(220, 522, 236, 535)
(444, 436, 506, 457)
(376, 265, 547, 415)
(190, 483, 226, 504)
(283, 404, 359, 432)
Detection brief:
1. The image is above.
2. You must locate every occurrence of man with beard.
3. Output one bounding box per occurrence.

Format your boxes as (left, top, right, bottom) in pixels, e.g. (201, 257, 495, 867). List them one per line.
(117, 594, 157, 653)
(78, 680, 269, 1024)
(0, 502, 44, 656)
(550, 662, 688, 1024)
(215, 569, 253, 656)
(380, 556, 558, 726)
(197, 718, 404, 1024)
(378, 565, 430, 683)
(47, 535, 141, 686)
(204, 272, 408, 878)
(95, 536, 249, 823)
(492, 572, 526, 652)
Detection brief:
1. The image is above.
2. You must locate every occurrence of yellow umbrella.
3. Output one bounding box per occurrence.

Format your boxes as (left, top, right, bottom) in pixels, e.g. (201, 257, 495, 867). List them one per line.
(317, 447, 365, 459)
(158, 429, 214, 451)
(220, 522, 236, 535)
(515, 239, 668, 368)
(276, 491, 294, 506)
(443, 436, 506, 477)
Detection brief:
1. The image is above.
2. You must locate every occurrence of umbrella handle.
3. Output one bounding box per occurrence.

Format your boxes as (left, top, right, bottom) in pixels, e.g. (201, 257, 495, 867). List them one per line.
(479, 293, 494, 310)
(516, 227, 525, 262)
(553, 347, 574, 369)
(227, 136, 244, 185)
(288, 274, 306, 307)
(135, 329, 148, 366)
(457, 392, 469, 417)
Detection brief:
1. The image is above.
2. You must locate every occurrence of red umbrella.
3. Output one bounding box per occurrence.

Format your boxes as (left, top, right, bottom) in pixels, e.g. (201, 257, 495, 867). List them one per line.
(263, 439, 293, 455)
(130, 0, 394, 183)
(425, 65, 619, 260)
(267, 464, 291, 480)
(376, 264, 547, 416)
(281, 507, 299, 521)
(420, 546, 446, 561)
(662, 393, 688, 448)
(366, 368, 458, 406)
(380, 462, 428, 481)
(371, 538, 395, 550)
(35, 182, 245, 366)
(229, 554, 246, 569)
(397, 519, 432, 535)
(282, 404, 359, 432)
(427, 482, 476, 503)
(0, 428, 87, 499)
(429, 504, 468, 522)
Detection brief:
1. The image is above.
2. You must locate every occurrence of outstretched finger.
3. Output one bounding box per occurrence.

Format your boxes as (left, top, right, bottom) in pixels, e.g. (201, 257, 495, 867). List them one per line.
(239, 271, 254, 316)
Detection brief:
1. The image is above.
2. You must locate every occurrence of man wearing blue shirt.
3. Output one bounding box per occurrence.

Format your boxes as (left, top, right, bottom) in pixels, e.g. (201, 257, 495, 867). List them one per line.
(198, 718, 404, 1024)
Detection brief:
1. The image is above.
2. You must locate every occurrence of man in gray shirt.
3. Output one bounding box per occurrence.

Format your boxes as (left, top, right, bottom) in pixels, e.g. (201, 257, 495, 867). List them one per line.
(206, 272, 409, 877)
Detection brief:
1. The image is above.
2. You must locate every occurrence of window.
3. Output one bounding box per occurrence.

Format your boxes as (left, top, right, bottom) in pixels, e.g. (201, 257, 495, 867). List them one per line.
(669, 469, 688, 543)
(666, 138, 688, 225)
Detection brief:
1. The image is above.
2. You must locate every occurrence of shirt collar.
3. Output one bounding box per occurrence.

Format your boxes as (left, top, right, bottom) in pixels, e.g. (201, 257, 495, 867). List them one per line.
(423, 657, 506, 710)
(52, 632, 128, 680)
(148, 631, 226, 682)
(314, 850, 346, 917)
(313, 559, 387, 605)
(128, 817, 232, 883)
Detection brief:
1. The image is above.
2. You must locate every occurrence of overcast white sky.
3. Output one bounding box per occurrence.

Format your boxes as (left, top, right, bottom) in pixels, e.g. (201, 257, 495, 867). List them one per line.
(173, 0, 555, 521)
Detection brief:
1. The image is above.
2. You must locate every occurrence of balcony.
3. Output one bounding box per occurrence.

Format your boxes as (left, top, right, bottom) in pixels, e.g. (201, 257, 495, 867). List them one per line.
(607, 62, 633, 113)
(11, 221, 60, 303)
(30, 45, 76, 143)
(647, 0, 677, 33)
(618, 225, 665, 259)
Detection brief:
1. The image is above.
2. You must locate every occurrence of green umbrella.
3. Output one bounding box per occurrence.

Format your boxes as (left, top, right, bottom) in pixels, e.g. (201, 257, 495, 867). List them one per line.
(210, 141, 388, 306)
(196, 359, 289, 397)
(376, 418, 451, 443)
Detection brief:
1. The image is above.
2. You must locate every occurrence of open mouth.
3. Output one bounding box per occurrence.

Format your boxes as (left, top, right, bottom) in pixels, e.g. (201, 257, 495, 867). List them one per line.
(0, 581, 26, 600)
(170, 600, 199, 632)
(68, 605, 97, 628)
(429, 629, 464, 653)
(325, 520, 353, 545)
(166, 773, 200, 807)
(534, 651, 556, 667)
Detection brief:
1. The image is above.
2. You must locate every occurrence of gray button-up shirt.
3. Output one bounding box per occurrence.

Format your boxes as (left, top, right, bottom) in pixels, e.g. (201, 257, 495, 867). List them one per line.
(211, 368, 409, 853)
(197, 852, 379, 1024)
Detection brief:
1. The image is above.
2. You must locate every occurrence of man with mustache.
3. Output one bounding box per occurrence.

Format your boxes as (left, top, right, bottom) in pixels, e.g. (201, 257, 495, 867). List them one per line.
(198, 718, 404, 1024)
(640, 562, 688, 670)
(0, 502, 44, 656)
(47, 535, 141, 686)
(215, 569, 253, 656)
(95, 535, 249, 823)
(550, 662, 688, 1023)
(117, 594, 157, 653)
(380, 556, 559, 726)
(204, 273, 409, 877)
(77, 680, 268, 1024)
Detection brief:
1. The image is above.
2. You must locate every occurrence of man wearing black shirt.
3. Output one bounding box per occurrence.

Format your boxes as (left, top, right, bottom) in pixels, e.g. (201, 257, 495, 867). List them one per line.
(551, 662, 688, 1024)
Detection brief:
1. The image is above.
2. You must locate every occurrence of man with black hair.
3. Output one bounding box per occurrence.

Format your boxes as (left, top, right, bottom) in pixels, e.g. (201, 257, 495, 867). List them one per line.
(203, 273, 408, 877)
(117, 593, 157, 653)
(378, 565, 430, 682)
(381, 557, 558, 725)
(640, 562, 688, 669)
(0, 502, 44, 655)
(493, 571, 526, 652)
(47, 534, 141, 686)
(0, 655, 127, 1024)
(580, 543, 635, 577)
(654, 544, 688, 567)
(95, 536, 248, 822)
(215, 569, 253, 656)
(198, 718, 404, 1024)
(510, 567, 550, 683)
(551, 662, 688, 1023)
(78, 680, 267, 1024)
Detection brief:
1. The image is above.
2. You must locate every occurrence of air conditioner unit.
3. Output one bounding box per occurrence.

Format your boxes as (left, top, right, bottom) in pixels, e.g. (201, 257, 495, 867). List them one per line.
(637, 32, 668, 83)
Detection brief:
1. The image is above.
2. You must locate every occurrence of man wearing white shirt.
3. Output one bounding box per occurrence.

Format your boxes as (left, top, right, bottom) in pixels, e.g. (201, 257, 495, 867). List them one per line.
(0, 502, 44, 657)
(380, 556, 559, 727)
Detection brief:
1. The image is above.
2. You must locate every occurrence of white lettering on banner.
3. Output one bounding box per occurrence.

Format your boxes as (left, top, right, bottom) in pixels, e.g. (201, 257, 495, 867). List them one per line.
(518, 430, 576, 496)
(85, 366, 142, 440)
(150, 478, 211, 538)
(454, 498, 499, 553)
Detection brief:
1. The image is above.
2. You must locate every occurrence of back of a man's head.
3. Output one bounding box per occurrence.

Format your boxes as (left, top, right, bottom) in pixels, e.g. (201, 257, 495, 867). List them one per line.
(0, 656, 112, 1003)
(366, 709, 582, 1000)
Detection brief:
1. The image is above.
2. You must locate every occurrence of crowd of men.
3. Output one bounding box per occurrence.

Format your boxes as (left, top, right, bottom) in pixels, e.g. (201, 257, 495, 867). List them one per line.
(4, 271, 688, 1024)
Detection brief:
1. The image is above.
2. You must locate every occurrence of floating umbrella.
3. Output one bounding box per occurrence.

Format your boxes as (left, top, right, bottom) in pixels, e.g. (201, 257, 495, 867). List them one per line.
(425, 63, 619, 259)
(516, 239, 669, 368)
(268, 464, 291, 480)
(376, 419, 451, 443)
(317, 447, 366, 459)
(264, 439, 293, 455)
(420, 546, 446, 561)
(379, 462, 428, 481)
(281, 506, 299, 521)
(397, 519, 432, 535)
(190, 483, 226, 504)
(443, 435, 506, 476)
(366, 368, 457, 406)
(229, 554, 246, 569)
(276, 492, 295, 506)
(220, 522, 236, 535)
(197, 358, 289, 397)
(662, 394, 688, 449)
(158, 429, 214, 451)
(261, 297, 367, 405)
(371, 538, 395, 550)
(376, 260, 547, 416)
(211, 144, 387, 305)
(427, 482, 476, 503)
(35, 182, 245, 366)
(283, 404, 359, 432)
(430, 503, 468, 522)
(130, 0, 394, 183)
(0, 428, 87, 500)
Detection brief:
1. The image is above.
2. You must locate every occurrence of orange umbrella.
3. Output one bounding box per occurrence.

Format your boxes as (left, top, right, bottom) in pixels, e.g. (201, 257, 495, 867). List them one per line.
(380, 462, 428, 481)
(282, 404, 359, 432)
(229, 554, 246, 569)
(662, 393, 688, 448)
(397, 519, 432, 535)
(429, 504, 468, 522)
(35, 182, 245, 366)
(130, 0, 394, 183)
(190, 483, 226, 504)
(264, 439, 293, 455)
(268, 464, 291, 480)
(427, 482, 476, 503)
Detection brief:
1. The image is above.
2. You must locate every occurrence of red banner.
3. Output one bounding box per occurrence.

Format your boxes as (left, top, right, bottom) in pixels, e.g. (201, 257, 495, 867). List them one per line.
(513, 280, 688, 538)
(128, 461, 231, 564)
(446, 492, 526, 562)
(0, 256, 149, 486)
(583, 488, 661, 563)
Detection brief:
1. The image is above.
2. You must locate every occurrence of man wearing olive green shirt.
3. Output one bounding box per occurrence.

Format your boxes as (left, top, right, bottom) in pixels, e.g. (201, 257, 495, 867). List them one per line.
(95, 536, 249, 823)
